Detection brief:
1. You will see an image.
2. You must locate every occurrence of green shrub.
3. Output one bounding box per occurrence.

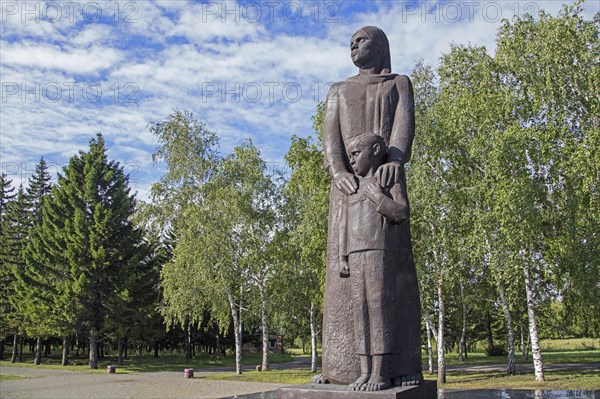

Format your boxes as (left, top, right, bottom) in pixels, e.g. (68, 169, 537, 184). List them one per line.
(485, 345, 507, 357)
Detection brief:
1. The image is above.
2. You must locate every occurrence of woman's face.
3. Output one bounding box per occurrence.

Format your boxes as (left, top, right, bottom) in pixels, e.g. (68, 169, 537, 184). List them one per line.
(350, 30, 380, 69)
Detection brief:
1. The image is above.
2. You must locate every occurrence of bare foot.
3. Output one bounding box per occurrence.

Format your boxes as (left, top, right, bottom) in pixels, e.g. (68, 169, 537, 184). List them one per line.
(348, 374, 370, 391)
(364, 374, 391, 391)
(392, 373, 423, 386)
(311, 374, 330, 384)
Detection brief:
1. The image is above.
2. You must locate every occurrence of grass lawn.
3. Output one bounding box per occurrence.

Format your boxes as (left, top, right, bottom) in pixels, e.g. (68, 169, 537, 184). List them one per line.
(0, 352, 294, 374)
(438, 349, 600, 365)
(206, 369, 314, 385)
(203, 369, 600, 390)
(0, 374, 30, 381)
(440, 369, 600, 390)
(204, 369, 600, 390)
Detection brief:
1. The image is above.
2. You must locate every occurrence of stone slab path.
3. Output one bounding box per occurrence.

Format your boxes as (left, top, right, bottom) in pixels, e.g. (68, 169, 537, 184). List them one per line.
(1, 360, 597, 399)
(0, 366, 284, 399)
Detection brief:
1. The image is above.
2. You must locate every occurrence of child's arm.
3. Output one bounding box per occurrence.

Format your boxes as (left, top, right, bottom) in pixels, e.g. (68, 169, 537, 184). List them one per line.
(338, 193, 350, 278)
(364, 181, 409, 224)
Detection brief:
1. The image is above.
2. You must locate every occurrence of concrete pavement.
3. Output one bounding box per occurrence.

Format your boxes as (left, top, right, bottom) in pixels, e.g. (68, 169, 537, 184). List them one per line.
(0, 366, 284, 399)
(1, 359, 597, 399)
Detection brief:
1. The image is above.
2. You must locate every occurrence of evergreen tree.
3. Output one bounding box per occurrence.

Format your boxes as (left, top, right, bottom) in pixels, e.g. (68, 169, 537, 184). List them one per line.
(23, 159, 53, 226)
(27, 134, 145, 369)
(6, 162, 55, 365)
(19, 159, 53, 365)
(4, 187, 33, 362)
(0, 175, 17, 359)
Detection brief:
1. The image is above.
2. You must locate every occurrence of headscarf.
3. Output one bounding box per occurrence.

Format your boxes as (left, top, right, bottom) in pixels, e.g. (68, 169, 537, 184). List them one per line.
(356, 26, 391, 74)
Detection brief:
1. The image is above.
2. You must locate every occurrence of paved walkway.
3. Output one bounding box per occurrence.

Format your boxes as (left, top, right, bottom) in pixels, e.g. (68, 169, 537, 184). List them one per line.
(0, 366, 285, 399)
(1, 359, 597, 399)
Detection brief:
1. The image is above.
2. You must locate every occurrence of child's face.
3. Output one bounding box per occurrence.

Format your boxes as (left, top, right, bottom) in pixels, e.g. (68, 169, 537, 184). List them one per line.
(348, 143, 379, 177)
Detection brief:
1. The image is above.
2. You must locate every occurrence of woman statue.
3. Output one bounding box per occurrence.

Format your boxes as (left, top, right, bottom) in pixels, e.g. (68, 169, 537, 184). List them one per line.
(316, 26, 423, 391)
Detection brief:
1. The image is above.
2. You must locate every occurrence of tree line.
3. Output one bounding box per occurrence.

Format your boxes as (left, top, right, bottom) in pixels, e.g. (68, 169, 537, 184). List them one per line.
(0, 2, 597, 382)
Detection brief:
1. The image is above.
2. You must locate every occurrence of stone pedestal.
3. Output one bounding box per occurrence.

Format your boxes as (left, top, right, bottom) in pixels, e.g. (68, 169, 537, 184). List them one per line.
(277, 381, 437, 399)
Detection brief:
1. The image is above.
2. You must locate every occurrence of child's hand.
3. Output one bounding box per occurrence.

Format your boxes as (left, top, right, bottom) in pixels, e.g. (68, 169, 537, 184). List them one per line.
(340, 257, 350, 278)
(364, 181, 385, 204)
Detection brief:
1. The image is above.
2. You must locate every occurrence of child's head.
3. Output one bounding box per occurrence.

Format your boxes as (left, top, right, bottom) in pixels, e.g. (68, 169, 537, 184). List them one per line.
(347, 133, 387, 177)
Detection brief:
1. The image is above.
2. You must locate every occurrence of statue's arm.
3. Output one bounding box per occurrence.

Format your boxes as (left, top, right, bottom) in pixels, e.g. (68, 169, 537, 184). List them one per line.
(365, 181, 409, 224)
(323, 83, 357, 195)
(323, 83, 345, 176)
(376, 75, 415, 188)
(388, 75, 415, 165)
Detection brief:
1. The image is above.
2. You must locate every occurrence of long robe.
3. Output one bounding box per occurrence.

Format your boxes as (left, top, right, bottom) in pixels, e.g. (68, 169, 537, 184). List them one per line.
(321, 72, 422, 384)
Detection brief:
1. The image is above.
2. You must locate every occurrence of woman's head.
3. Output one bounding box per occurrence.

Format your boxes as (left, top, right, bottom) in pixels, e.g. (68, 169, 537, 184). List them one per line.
(350, 26, 391, 73)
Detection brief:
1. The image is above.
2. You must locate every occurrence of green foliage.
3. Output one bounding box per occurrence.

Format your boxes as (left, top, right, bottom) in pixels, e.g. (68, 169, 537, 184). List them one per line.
(7, 160, 54, 339)
(410, 3, 599, 362)
(152, 110, 280, 374)
(493, 1, 599, 336)
(20, 135, 151, 362)
(275, 122, 329, 342)
(0, 176, 20, 336)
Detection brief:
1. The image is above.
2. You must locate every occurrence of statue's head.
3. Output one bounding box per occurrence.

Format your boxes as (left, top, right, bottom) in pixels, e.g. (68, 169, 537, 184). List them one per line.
(347, 133, 388, 177)
(350, 26, 391, 74)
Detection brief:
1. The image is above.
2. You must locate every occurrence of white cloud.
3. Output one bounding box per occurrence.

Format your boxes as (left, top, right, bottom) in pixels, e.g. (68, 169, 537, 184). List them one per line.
(2, 0, 597, 201)
(121, 0, 178, 42)
(69, 24, 116, 47)
(2, 41, 122, 74)
(169, 3, 266, 42)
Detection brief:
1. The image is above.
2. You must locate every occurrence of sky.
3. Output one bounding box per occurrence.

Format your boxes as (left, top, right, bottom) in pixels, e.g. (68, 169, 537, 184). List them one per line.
(1, 0, 597, 201)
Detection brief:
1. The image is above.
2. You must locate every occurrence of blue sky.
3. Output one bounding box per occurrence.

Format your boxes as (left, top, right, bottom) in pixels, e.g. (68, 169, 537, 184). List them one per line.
(1, 0, 597, 201)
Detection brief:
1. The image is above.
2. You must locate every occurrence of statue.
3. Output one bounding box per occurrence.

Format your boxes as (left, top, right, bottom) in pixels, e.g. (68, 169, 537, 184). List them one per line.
(317, 26, 423, 391)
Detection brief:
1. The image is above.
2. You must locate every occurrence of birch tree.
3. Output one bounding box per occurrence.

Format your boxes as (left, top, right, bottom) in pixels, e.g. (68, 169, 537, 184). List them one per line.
(281, 132, 329, 373)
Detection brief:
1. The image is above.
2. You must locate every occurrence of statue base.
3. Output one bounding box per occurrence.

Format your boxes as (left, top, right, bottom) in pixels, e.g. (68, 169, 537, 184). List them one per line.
(276, 381, 437, 399)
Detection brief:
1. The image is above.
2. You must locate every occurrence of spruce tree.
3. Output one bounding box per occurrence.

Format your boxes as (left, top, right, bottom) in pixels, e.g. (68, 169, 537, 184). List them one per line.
(29, 134, 146, 369)
(4, 187, 30, 362)
(0, 175, 16, 359)
(23, 159, 53, 365)
(8, 160, 55, 365)
(23, 159, 52, 226)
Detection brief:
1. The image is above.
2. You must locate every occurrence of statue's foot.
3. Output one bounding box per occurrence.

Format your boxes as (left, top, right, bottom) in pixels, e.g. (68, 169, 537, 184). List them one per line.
(363, 374, 391, 391)
(311, 374, 330, 384)
(348, 374, 370, 391)
(392, 373, 423, 386)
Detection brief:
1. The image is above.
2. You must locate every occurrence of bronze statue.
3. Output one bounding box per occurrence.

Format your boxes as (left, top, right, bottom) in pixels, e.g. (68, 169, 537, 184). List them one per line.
(317, 26, 423, 391)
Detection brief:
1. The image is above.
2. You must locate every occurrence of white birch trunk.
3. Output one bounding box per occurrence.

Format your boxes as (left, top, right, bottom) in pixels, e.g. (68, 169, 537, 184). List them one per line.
(184, 318, 192, 360)
(458, 281, 467, 361)
(523, 263, 544, 381)
(61, 336, 69, 366)
(309, 301, 318, 373)
(227, 291, 243, 375)
(34, 337, 42, 365)
(437, 273, 446, 384)
(423, 311, 438, 342)
(11, 333, 18, 363)
(498, 280, 516, 375)
(260, 283, 269, 371)
(424, 315, 434, 374)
